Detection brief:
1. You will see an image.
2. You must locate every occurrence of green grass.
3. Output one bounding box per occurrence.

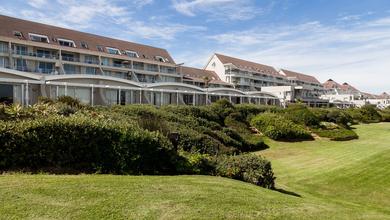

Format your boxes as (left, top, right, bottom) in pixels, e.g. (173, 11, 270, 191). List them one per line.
(1, 123, 390, 219)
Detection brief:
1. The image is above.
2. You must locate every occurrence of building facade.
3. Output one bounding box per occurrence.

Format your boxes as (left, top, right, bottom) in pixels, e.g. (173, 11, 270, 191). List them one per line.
(0, 15, 279, 106)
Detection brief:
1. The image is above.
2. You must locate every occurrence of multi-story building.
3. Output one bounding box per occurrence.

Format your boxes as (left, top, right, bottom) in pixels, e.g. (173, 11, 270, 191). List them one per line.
(205, 53, 327, 106)
(205, 53, 289, 91)
(0, 15, 280, 106)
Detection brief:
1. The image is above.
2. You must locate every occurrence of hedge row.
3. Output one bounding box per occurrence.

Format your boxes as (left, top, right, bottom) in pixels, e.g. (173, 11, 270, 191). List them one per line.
(0, 115, 180, 174)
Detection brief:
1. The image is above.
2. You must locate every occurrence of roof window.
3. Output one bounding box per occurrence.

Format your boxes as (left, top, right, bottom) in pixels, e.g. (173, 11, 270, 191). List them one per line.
(80, 42, 88, 49)
(13, 31, 23, 38)
(106, 47, 121, 55)
(97, 45, 104, 52)
(29, 33, 49, 43)
(58, 38, 76, 47)
(125, 50, 139, 58)
(156, 56, 165, 62)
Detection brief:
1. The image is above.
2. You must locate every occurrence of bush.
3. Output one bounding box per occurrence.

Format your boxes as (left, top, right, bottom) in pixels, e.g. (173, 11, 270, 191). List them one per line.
(380, 109, 390, 122)
(326, 109, 353, 127)
(347, 105, 382, 123)
(313, 123, 359, 141)
(0, 115, 180, 174)
(234, 104, 280, 123)
(216, 154, 275, 188)
(57, 96, 83, 108)
(251, 113, 313, 141)
(310, 108, 330, 122)
(284, 104, 320, 127)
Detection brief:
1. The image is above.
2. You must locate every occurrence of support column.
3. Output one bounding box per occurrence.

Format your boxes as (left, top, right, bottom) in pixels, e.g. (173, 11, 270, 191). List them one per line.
(25, 80, 29, 106)
(139, 88, 142, 104)
(176, 91, 179, 105)
(91, 85, 94, 106)
(193, 92, 196, 106)
(160, 91, 163, 106)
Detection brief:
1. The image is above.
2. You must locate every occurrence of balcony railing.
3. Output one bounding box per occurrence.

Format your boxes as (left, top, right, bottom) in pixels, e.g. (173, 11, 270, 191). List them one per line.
(13, 50, 57, 59)
(15, 65, 56, 74)
(62, 56, 80, 62)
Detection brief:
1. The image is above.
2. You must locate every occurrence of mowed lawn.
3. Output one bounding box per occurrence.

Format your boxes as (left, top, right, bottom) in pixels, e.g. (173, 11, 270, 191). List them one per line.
(0, 123, 389, 219)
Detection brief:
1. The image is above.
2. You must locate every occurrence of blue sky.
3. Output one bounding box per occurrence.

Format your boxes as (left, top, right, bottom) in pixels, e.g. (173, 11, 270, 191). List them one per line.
(0, 0, 389, 93)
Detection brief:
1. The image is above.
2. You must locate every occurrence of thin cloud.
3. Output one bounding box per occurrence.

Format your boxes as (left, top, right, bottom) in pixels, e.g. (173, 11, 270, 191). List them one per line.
(171, 0, 261, 21)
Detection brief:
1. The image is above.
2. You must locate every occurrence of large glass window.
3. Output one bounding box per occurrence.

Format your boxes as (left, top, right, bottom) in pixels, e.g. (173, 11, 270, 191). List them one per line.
(36, 49, 51, 58)
(62, 53, 75, 62)
(85, 67, 97, 75)
(0, 84, 13, 104)
(84, 55, 99, 64)
(0, 42, 8, 53)
(38, 62, 54, 74)
(15, 59, 27, 71)
(64, 64, 76, 74)
(0, 57, 9, 68)
(14, 45, 27, 55)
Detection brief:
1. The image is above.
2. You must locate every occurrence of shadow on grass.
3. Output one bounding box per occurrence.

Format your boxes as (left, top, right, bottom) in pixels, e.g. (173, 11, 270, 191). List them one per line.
(274, 188, 302, 197)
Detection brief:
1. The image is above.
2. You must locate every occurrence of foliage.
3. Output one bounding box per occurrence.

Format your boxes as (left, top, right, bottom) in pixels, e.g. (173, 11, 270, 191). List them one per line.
(284, 104, 320, 127)
(346, 105, 382, 123)
(251, 113, 313, 141)
(313, 125, 358, 141)
(216, 154, 275, 188)
(0, 115, 180, 174)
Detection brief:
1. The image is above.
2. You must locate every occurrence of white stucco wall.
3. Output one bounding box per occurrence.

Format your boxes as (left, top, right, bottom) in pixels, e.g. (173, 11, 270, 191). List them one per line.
(204, 54, 227, 83)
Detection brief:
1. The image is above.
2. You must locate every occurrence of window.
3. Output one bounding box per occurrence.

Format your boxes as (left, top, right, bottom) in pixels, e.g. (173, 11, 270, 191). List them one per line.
(58, 38, 76, 47)
(62, 53, 75, 62)
(212, 62, 216, 67)
(64, 64, 76, 74)
(28, 33, 49, 43)
(13, 31, 23, 38)
(80, 42, 88, 49)
(101, 57, 109, 66)
(37, 49, 51, 58)
(125, 50, 139, 58)
(155, 56, 165, 62)
(38, 62, 54, 74)
(14, 45, 27, 55)
(84, 55, 98, 64)
(86, 67, 97, 75)
(106, 47, 121, 55)
(97, 45, 104, 52)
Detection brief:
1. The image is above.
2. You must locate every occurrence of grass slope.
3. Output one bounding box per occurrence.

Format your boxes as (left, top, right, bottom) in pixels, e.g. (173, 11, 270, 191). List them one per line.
(1, 123, 390, 219)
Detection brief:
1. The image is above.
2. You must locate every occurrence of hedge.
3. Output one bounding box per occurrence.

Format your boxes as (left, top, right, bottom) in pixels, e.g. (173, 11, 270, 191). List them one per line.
(0, 115, 180, 174)
(313, 127, 358, 141)
(251, 113, 313, 141)
(216, 154, 275, 189)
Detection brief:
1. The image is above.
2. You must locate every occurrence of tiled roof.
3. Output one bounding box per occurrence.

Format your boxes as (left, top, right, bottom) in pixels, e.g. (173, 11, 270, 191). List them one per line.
(181, 66, 230, 85)
(215, 53, 283, 77)
(340, 82, 360, 92)
(378, 92, 390, 99)
(0, 15, 175, 64)
(281, 69, 321, 84)
(323, 79, 342, 89)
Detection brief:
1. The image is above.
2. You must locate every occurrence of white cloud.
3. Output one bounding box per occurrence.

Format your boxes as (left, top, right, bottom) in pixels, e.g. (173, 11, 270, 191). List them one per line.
(171, 0, 261, 21)
(27, 0, 47, 9)
(206, 18, 390, 93)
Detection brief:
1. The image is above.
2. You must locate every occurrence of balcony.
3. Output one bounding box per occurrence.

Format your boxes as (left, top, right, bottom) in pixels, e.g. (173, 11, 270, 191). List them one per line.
(15, 65, 56, 74)
(62, 56, 80, 62)
(13, 50, 57, 59)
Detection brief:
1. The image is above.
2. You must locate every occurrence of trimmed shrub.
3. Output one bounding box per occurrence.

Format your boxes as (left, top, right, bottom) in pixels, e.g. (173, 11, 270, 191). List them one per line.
(216, 154, 275, 189)
(251, 113, 313, 141)
(380, 109, 390, 122)
(313, 127, 358, 141)
(57, 96, 83, 108)
(0, 115, 180, 174)
(284, 104, 320, 127)
(235, 104, 281, 123)
(310, 108, 330, 122)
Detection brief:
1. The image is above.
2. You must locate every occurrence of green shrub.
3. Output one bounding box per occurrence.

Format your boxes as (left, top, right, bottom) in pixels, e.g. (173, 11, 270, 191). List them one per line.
(0, 115, 180, 174)
(310, 108, 330, 121)
(216, 154, 275, 188)
(326, 109, 353, 127)
(347, 105, 382, 123)
(57, 96, 83, 108)
(313, 127, 358, 141)
(380, 109, 390, 122)
(284, 104, 320, 127)
(177, 151, 215, 175)
(235, 104, 281, 123)
(251, 113, 313, 141)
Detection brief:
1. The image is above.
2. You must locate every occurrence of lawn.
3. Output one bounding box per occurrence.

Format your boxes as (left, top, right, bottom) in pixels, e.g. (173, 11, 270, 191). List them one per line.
(1, 123, 389, 219)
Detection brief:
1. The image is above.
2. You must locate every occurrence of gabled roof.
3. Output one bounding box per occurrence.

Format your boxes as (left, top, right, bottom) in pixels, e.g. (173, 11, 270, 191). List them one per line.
(281, 69, 321, 84)
(181, 66, 230, 85)
(323, 79, 342, 89)
(340, 82, 360, 92)
(0, 15, 175, 64)
(378, 92, 390, 99)
(214, 53, 283, 77)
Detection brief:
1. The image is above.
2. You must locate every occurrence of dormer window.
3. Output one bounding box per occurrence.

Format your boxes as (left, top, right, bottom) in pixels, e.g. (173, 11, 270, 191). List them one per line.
(106, 47, 121, 55)
(125, 50, 139, 58)
(156, 56, 165, 62)
(80, 42, 88, 49)
(97, 45, 104, 52)
(13, 31, 23, 38)
(29, 33, 49, 43)
(58, 38, 76, 47)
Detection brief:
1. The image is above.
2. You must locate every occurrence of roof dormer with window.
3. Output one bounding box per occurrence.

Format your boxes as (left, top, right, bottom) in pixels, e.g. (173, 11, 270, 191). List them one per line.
(28, 33, 49, 43)
(58, 38, 76, 47)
